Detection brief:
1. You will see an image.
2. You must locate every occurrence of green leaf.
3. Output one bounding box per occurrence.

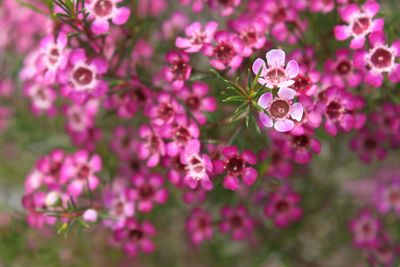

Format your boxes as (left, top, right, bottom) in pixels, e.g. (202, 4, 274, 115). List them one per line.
(17, 0, 47, 14)
(222, 96, 244, 103)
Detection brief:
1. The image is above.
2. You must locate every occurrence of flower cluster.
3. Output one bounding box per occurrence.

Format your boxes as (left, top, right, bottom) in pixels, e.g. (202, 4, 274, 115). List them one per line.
(0, 0, 398, 265)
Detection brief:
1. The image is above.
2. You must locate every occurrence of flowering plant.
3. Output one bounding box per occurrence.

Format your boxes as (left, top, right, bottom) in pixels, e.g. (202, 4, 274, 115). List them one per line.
(0, 0, 400, 266)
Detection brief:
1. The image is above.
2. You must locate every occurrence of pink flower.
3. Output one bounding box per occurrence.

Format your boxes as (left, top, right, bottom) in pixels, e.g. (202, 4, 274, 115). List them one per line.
(176, 21, 218, 53)
(39, 32, 69, 83)
(290, 95, 322, 135)
(252, 49, 299, 88)
(354, 31, 400, 87)
(24, 83, 57, 116)
(129, 172, 168, 213)
(137, 124, 166, 167)
(350, 127, 387, 164)
(64, 99, 99, 133)
(283, 131, 321, 164)
(147, 94, 185, 126)
(110, 126, 138, 161)
(370, 103, 400, 148)
(180, 140, 213, 191)
(349, 210, 381, 248)
(322, 48, 362, 88)
(113, 218, 156, 256)
(104, 76, 152, 118)
(86, 0, 130, 35)
(214, 146, 258, 191)
(186, 208, 213, 244)
(83, 209, 98, 223)
(229, 17, 267, 57)
(60, 150, 102, 197)
(62, 49, 108, 103)
(179, 82, 217, 125)
(22, 193, 57, 229)
(334, 1, 384, 49)
(317, 86, 366, 136)
(180, 0, 204, 13)
(219, 204, 254, 241)
(264, 185, 303, 228)
(258, 147, 293, 179)
(207, 0, 241, 16)
(204, 31, 244, 70)
(163, 116, 200, 157)
(163, 51, 192, 89)
(103, 179, 135, 230)
(258, 88, 304, 132)
(376, 179, 400, 215)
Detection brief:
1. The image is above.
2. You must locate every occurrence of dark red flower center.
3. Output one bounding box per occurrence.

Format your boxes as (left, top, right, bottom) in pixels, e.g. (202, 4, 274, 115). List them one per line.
(266, 68, 286, 86)
(326, 101, 343, 120)
(186, 96, 200, 110)
(213, 42, 235, 64)
(77, 164, 90, 180)
(225, 156, 245, 174)
(230, 215, 243, 228)
(171, 59, 189, 80)
(157, 103, 174, 121)
(352, 16, 370, 35)
(370, 47, 393, 69)
(128, 229, 144, 241)
(138, 184, 155, 200)
(73, 67, 94, 86)
(93, 0, 113, 17)
(276, 200, 289, 213)
(293, 135, 310, 148)
(174, 126, 191, 144)
(292, 74, 312, 93)
(336, 59, 352, 75)
(363, 137, 377, 150)
(269, 100, 290, 119)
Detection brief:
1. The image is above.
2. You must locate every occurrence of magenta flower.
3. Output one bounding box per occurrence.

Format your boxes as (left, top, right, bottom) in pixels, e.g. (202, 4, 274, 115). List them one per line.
(62, 49, 108, 103)
(104, 76, 152, 119)
(86, 0, 130, 35)
(334, 1, 384, 49)
(137, 124, 166, 167)
(60, 150, 102, 197)
(214, 146, 257, 191)
(349, 210, 381, 249)
(179, 82, 217, 125)
(264, 186, 303, 228)
(322, 48, 362, 88)
(354, 31, 400, 87)
(64, 99, 99, 133)
(22, 192, 57, 229)
(317, 86, 366, 136)
(176, 21, 218, 53)
(290, 95, 322, 136)
(370, 103, 400, 148)
(39, 32, 69, 83)
(180, 0, 204, 13)
(204, 31, 244, 70)
(113, 219, 156, 256)
(376, 179, 400, 215)
(110, 126, 138, 161)
(258, 87, 304, 132)
(163, 116, 200, 157)
(229, 17, 267, 57)
(103, 180, 135, 230)
(283, 131, 321, 164)
(129, 172, 168, 213)
(180, 140, 213, 191)
(186, 208, 213, 245)
(207, 0, 241, 16)
(163, 51, 192, 89)
(146, 93, 184, 126)
(258, 147, 293, 179)
(219, 204, 254, 241)
(252, 49, 299, 88)
(350, 127, 387, 163)
(24, 83, 57, 116)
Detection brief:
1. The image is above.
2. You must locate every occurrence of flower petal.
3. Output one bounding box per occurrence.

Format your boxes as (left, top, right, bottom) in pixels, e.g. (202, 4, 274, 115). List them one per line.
(257, 92, 273, 108)
(290, 103, 304, 121)
(266, 49, 285, 67)
(259, 112, 273, 128)
(274, 119, 294, 132)
(278, 87, 296, 100)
